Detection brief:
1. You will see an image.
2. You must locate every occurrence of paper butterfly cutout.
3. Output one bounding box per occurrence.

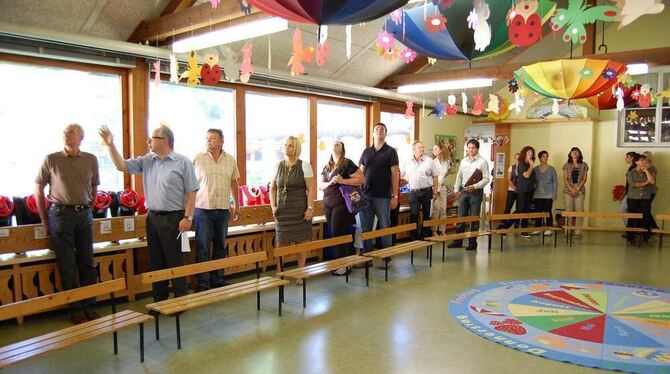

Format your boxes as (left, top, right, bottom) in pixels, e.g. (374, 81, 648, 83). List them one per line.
(376, 31, 395, 51)
(470, 0, 491, 51)
(551, 0, 620, 44)
(179, 51, 201, 87)
(169, 53, 179, 84)
(472, 93, 484, 115)
(240, 43, 254, 83)
(428, 99, 446, 119)
(616, 0, 664, 29)
(152, 60, 161, 87)
(288, 28, 314, 77)
(201, 54, 222, 85)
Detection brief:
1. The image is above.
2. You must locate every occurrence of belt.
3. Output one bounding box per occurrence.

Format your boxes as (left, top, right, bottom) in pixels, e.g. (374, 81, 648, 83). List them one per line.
(149, 210, 183, 215)
(410, 187, 432, 192)
(51, 203, 90, 212)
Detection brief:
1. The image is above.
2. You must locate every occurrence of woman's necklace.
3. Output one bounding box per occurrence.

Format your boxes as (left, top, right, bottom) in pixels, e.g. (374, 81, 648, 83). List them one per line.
(283, 160, 295, 193)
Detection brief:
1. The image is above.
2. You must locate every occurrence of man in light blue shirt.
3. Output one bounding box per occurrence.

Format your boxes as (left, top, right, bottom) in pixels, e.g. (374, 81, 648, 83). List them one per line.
(99, 124, 198, 302)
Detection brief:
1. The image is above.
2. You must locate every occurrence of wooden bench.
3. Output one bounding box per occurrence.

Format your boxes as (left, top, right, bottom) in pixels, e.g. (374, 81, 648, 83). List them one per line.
(361, 224, 433, 281)
(141, 251, 287, 349)
(274, 235, 372, 308)
(488, 212, 562, 251)
(0, 278, 152, 368)
(652, 214, 669, 250)
(561, 211, 645, 246)
(423, 216, 491, 260)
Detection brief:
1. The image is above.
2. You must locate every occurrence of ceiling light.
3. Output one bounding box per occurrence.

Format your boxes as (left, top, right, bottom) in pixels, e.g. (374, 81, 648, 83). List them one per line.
(626, 63, 648, 75)
(397, 78, 493, 93)
(172, 17, 288, 53)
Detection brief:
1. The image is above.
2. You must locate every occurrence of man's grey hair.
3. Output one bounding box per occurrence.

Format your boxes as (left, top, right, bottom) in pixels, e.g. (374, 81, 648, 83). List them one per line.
(156, 123, 175, 149)
(67, 123, 85, 138)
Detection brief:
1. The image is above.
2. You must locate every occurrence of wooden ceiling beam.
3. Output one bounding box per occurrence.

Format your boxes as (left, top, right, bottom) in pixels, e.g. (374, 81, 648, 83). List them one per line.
(161, 0, 198, 16)
(128, 0, 260, 43)
(382, 47, 670, 87)
(375, 56, 430, 89)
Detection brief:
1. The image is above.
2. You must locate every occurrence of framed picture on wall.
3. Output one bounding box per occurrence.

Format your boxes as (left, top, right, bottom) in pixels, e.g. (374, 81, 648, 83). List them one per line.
(434, 135, 457, 162)
(495, 152, 505, 179)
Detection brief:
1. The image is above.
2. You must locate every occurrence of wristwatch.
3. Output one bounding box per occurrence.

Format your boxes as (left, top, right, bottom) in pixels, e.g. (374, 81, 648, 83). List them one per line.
(184, 216, 193, 222)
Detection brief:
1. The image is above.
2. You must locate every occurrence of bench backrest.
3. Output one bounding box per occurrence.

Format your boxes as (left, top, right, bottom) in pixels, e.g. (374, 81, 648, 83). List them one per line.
(561, 211, 641, 219)
(488, 212, 549, 221)
(0, 278, 126, 321)
(657, 214, 670, 221)
(423, 216, 479, 227)
(141, 251, 268, 285)
(361, 223, 415, 241)
(273, 235, 352, 258)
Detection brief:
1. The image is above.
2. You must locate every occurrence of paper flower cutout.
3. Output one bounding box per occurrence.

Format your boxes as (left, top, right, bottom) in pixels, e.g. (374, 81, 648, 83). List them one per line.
(240, 43, 254, 83)
(377, 44, 400, 61)
(428, 99, 446, 119)
(152, 60, 161, 87)
(616, 0, 665, 29)
(180, 51, 201, 87)
(580, 67, 593, 78)
(602, 67, 618, 80)
(627, 110, 639, 121)
(376, 31, 395, 51)
(400, 48, 417, 63)
(508, 78, 519, 93)
(390, 9, 403, 25)
(617, 73, 634, 87)
(425, 14, 447, 33)
(405, 101, 415, 118)
(551, 0, 620, 44)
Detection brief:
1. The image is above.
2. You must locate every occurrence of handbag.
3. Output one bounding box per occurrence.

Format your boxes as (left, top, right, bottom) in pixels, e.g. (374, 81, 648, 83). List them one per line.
(338, 184, 369, 214)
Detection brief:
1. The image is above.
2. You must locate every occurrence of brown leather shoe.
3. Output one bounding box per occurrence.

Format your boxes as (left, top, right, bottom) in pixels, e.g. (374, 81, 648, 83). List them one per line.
(84, 308, 100, 321)
(70, 310, 88, 325)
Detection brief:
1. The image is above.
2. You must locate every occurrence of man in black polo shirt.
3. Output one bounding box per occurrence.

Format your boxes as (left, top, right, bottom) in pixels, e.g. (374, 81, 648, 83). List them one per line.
(358, 123, 400, 253)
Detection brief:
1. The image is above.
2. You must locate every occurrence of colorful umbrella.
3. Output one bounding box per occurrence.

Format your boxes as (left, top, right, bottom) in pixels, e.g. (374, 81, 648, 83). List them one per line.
(247, 0, 409, 25)
(576, 83, 641, 110)
(514, 59, 627, 100)
(386, 1, 555, 61)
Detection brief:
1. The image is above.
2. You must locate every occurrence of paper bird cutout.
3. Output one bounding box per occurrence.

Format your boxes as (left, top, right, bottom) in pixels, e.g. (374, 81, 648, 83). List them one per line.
(240, 43, 254, 83)
(405, 101, 415, 118)
(551, 0, 620, 44)
(179, 51, 201, 87)
(152, 60, 161, 87)
(616, 0, 664, 29)
(428, 99, 446, 119)
(201, 54, 222, 85)
(472, 93, 484, 115)
(470, 0, 491, 51)
(461, 92, 468, 114)
(169, 53, 179, 84)
(288, 28, 314, 76)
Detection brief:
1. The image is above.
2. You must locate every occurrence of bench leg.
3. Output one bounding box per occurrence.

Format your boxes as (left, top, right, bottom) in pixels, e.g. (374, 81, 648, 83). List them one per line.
(302, 279, 307, 309)
(500, 235, 504, 252)
(554, 232, 558, 248)
(257, 291, 261, 311)
(139, 323, 145, 363)
(155, 315, 160, 340)
(541, 232, 545, 245)
(278, 286, 283, 316)
(488, 234, 492, 253)
(176, 314, 182, 350)
(442, 241, 445, 262)
(429, 245, 432, 267)
(113, 331, 118, 355)
(411, 250, 414, 264)
(659, 234, 663, 251)
(384, 258, 389, 282)
(365, 261, 370, 287)
(345, 267, 349, 283)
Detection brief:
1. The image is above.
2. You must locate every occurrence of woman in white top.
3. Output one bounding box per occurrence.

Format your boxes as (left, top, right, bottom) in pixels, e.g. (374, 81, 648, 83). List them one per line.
(430, 139, 455, 235)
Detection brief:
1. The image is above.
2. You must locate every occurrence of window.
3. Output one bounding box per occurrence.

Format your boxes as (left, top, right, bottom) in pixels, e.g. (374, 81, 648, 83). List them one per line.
(619, 71, 670, 146)
(380, 111, 414, 167)
(148, 83, 236, 159)
(0, 60, 124, 196)
(245, 92, 310, 186)
(316, 101, 366, 196)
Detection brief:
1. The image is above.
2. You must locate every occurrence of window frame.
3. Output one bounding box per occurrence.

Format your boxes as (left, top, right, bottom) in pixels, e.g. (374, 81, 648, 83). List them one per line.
(618, 69, 670, 147)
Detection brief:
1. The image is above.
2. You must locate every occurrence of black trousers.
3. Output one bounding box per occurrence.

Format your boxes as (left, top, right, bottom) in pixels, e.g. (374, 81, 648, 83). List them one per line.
(147, 210, 187, 301)
(324, 194, 354, 258)
(499, 190, 518, 228)
(516, 191, 534, 229)
(409, 187, 433, 239)
(627, 198, 652, 242)
(533, 198, 554, 227)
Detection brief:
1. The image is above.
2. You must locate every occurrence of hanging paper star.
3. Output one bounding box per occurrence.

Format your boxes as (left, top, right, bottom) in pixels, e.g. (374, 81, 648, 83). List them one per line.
(551, 0, 620, 44)
(240, 43, 255, 83)
(390, 9, 403, 25)
(152, 60, 161, 87)
(400, 48, 417, 63)
(179, 51, 201, 87)
(376, 31, 395, 51)
(508, 78, 519, 93)
(425, 14, 447, 33)
(405, 101, 415, 118)
(627, 110, 639, 121)
(602, 67, 618, 80)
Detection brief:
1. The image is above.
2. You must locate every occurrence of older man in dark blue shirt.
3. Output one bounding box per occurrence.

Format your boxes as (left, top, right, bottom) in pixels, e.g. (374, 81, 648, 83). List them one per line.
(100, 124, 198, 301)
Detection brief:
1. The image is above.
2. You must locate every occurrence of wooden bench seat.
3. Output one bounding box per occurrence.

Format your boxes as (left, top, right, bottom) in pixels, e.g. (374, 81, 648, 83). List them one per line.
(561, 211, 644, 246)
(361, 224, 433, 281)
(0, 279, 151, 368)
(488, 213, 560, 251)
(423, 216, 490, 260)
(274, 236, 372, 308)
(141, 251, 286, 349)
(650, 214, 669, 250)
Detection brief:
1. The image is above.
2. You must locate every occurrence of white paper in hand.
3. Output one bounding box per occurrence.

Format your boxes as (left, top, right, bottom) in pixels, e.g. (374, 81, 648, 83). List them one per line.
(180, 232, 190, 252)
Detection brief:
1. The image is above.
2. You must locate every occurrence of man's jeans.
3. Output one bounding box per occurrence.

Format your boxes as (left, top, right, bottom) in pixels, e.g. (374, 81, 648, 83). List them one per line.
(47, 206, 97, 311)
(195, 208, 231, 289)
(454, 190, 483, 247)
(359, 197, 392, 253)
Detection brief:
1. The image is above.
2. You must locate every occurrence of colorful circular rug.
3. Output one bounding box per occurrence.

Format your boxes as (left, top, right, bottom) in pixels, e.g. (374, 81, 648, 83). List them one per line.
(449, 279, 670, 373)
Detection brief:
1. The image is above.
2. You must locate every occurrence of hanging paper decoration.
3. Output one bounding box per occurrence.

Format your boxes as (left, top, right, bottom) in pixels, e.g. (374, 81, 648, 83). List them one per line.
(316, 41, 330, 66)
(508, 78, 519, 93)
(211, 0, 220, 9)
(461, 92, 468, 113)
(427, 57, 437, 65)
(400, 48, 417, 63)
(378, 45, 401, 61)
(318, 139, 326, 151)
(580, 67, 594, 79)
(169, 53, 179, 84)
(428, 99, 446, 119)
(238, 0, 252, 15)
(508, 91, 524, 114)
(447, 95, 458, 115)
(288, 28, 314, 76)
(616, 0, 664, 29)
(627, 110, 639, 122)
(405, 101, 415, 118)
(602, 67, 618, 80)
(220, 47, 239, 82)
(551, 99, 561, 116)
(488, 95, 510, 120)
(550, 0, 620, 44)
(246, 0, 409, 25)
(526, 97, 585, 119)
(575, 83, 640, 110)
(345, 25, 352, 59)
(507, 0, 542, 47)
(514, 59, 627, 100)
(615, 87, 626, 111)
(390, 9, 403, 25)
(386, 1, 556, 61)
(180, 51, 201, 87)
(471, 0, 491, 52)
(201, 54, 222, 85)
(655, 89, 670, 106)
(486, 93, 500, 114)
(240, 43, 255, 83)
(425, 14, 448, 33)
(636, 83, 653, 108)
(472, 93, 485, 115)
(376, 31, 396, 51)
(152, 60, 161, 87)
(617, 73, 634, 87)
(405, 133, 412, 144)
